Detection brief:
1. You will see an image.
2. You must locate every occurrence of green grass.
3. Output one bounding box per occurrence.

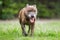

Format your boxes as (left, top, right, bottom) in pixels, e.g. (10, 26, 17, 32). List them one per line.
(0, 20, 60, 40)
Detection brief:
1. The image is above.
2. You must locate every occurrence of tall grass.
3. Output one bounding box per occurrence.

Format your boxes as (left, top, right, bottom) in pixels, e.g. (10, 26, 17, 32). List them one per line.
(0, 20, 60, 40)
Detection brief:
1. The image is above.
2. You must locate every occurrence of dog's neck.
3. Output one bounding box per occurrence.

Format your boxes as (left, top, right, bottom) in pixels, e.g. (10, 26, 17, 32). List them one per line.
(25, 14, 30, 21)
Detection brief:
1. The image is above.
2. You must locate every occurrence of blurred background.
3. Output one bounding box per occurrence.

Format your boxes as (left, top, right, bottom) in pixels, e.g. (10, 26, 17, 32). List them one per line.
(0, 0, 60, 20)
(0, 0, 60, 40)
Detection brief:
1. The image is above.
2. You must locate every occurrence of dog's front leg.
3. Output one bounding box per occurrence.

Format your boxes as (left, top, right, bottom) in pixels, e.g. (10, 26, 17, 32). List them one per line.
(21, 23, 27, 36)
(28, 25, 30, 34)
(30, 24, 34, 36)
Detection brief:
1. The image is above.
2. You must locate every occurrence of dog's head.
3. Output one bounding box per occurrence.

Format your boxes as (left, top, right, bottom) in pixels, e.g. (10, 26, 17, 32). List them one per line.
(25, 4, 37, 23)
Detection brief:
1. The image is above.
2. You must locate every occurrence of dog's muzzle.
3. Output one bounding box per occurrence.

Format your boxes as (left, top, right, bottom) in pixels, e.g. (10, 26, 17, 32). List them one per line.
(28, 12, 36, 23)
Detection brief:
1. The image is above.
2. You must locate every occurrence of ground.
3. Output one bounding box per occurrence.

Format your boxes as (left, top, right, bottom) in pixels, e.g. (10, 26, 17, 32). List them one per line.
(0, 19, 60, 40)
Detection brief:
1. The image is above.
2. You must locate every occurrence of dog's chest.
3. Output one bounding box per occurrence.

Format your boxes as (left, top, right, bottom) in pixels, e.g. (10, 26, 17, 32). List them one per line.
(25, 18, 30, 25)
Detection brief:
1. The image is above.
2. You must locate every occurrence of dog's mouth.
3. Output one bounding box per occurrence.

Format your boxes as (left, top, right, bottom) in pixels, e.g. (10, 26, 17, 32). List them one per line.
(30, 18, 35, 23)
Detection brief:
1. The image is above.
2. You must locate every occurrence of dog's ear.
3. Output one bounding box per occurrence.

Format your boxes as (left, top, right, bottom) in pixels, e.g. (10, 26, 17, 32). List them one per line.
(33, 5, 36, 8)
(26, 4, 29, 7)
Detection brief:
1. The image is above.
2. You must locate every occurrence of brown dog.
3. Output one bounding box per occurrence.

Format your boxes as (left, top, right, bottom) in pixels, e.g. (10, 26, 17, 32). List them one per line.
(18, 4, 37, 36)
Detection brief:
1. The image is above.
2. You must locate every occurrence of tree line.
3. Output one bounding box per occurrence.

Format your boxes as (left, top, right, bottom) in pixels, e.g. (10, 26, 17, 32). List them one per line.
(0, 0, 60, 19)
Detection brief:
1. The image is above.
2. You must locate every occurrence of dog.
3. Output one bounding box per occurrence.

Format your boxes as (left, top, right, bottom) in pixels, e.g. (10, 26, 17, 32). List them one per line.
(18, 4, 37, 36)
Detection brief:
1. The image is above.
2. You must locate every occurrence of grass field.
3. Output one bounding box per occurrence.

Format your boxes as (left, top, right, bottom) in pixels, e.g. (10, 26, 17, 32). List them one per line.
(0, 19, 60, 40)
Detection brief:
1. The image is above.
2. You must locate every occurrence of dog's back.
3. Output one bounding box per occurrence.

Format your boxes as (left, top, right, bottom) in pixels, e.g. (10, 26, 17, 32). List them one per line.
(18, 8, 26, 24)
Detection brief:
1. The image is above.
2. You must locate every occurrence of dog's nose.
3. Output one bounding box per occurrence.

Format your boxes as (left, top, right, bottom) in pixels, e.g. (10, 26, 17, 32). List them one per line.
(31, 15, 34, 18)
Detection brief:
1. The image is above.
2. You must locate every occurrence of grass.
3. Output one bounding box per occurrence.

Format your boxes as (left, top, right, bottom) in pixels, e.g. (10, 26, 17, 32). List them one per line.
(0, 20, 60, 40)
